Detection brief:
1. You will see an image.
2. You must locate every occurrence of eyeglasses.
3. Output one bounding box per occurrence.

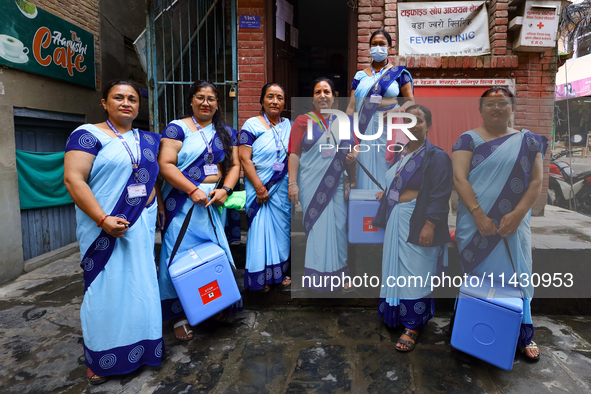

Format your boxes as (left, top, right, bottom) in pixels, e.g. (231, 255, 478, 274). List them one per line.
(483, 101, 511, 109)
(194, 95, 217, 104)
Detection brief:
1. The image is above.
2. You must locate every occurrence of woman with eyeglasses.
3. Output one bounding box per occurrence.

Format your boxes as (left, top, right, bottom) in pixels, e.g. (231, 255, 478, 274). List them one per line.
(239, 83, 292, 292)
(452, 87, 547, 362)
(157, 80, 242, 341)
(346, 29, 415, 190)
(64, 80, 163, 384)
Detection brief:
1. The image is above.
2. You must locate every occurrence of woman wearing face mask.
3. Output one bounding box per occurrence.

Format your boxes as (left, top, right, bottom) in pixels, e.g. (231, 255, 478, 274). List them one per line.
(373, 105, 452, 352)
(346, 29, 415, 190)
(239, 83, 292, 292)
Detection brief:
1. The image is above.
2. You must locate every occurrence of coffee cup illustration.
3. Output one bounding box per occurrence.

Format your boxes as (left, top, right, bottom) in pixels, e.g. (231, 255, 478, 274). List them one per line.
(0, 35, 29, 58)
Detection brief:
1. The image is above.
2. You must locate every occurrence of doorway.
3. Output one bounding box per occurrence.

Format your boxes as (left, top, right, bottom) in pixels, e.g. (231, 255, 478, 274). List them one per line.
(268, 0, 354, 113)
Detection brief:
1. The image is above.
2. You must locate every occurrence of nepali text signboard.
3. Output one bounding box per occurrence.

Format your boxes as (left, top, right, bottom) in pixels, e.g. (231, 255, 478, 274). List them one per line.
(398, 1, 490, 57)
(0, 0, 95, 89)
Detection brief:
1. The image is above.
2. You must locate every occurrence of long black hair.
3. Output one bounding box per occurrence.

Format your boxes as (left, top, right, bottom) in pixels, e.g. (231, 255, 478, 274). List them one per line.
(259, 82, 286, 114)
(186, 80, 234, 175)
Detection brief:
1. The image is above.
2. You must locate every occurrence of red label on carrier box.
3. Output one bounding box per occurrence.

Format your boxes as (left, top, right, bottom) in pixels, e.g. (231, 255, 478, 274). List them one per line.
(199, 280, 222, 305)
(363, 217, 378, 232)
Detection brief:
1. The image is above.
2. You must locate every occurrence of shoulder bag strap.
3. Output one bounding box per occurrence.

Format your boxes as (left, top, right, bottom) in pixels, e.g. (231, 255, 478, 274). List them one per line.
(167, 205, 195, 269)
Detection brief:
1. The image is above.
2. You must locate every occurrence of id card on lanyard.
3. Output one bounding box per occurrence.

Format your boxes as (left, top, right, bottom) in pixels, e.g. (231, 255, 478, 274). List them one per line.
(263, 113, 287, 171)
(192, 116, 219, 176)
(321, 115, 335, 159)
(370, 61, 389, 104)
(106, 120, 147, 198)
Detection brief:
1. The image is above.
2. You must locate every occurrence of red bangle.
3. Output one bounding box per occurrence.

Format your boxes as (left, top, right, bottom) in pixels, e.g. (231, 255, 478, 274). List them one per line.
(256, 187, 266, 194)
(97, 215, 108, 227)
(188, 187, 199, 196)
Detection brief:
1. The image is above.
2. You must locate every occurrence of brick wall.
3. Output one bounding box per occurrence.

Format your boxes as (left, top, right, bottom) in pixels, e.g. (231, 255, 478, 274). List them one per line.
(237, 0, 267, 129)
(354, 0, 553, 214)
(29, 0, 101, 88)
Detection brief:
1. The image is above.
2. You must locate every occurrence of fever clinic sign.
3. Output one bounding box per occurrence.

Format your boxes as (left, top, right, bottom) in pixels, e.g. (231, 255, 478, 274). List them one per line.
(398, 1, 490, 57)
(0, 0, 95, 89)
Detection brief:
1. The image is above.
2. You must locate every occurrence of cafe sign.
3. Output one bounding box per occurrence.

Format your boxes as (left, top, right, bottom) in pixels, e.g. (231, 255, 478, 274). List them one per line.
(0, 0, 95, 89)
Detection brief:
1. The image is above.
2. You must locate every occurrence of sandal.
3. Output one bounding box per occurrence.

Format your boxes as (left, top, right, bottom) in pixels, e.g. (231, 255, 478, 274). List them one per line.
(279, 276, 291, 289)
(518, 341, 541, 362)
(395, 329, 418, 352)
(173, 319, 194, 342)
(87, 368, 108, 385)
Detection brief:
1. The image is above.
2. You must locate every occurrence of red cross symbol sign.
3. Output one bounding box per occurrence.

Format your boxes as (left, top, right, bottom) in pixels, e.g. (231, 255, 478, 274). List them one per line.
(537, 22, 544, 29)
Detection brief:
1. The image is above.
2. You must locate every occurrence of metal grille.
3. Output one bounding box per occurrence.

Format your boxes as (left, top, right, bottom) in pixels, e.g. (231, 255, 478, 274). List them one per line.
(145, 0, 238, 133)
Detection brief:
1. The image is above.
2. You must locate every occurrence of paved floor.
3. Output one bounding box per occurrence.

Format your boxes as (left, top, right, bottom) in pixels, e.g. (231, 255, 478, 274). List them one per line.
(1, 253, 591, 393)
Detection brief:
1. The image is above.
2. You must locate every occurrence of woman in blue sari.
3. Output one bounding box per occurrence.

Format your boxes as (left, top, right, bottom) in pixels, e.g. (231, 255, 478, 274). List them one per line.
(373, 105, 452, 351)
(158, 81, 241, 341)
(239, 83, 292, 291)
(452, 87, 547, 361)
(64, 80, 163, 384)
(289, 77, 358, 291)
(346, 29, 415, 189)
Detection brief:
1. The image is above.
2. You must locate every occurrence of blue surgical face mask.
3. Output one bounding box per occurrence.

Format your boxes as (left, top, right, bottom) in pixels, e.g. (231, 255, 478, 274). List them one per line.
(370, 45, 388, 62)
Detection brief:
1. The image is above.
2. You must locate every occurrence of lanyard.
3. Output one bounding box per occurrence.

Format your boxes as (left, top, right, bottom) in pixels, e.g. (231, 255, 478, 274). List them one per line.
(106, 120, 141, 183)
(371, 60, 389, 92)
(192, 116, 215, 164)
(263, 113, 283, 161)
(263, 113, 290, 160)
(393, 142, 425, 182)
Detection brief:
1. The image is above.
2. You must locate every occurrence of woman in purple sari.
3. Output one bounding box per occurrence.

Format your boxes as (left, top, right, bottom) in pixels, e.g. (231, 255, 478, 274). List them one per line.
(452, 87, 547, 361)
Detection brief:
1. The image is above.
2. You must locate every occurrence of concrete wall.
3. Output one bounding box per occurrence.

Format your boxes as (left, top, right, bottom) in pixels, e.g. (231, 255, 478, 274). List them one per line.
(0, 0, 148, 284)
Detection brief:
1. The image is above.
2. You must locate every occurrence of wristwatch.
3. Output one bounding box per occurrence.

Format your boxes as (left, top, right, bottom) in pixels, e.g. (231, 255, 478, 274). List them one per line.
(222, 186, 233, 196)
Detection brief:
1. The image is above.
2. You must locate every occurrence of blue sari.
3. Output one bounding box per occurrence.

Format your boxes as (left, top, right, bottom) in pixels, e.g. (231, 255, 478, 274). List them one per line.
(240, 117, 291, 289)
(375, 144, 448, 329)
(352, 66, 413, 189)
(158, 120, 242, 321)
(296, 112, 355, 291)
(66, 124, 163, 376)
(453, 129, 548, 347)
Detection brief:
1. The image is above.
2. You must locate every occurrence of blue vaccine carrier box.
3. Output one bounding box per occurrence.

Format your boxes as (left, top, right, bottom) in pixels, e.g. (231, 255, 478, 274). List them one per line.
(450, 276, 523, 370)
(348, 189, 385, 244)
(167, 241, 241, 326)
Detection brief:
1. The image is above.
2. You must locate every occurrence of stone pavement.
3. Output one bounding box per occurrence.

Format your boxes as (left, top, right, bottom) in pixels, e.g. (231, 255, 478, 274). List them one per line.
(1, 252, 591, 394)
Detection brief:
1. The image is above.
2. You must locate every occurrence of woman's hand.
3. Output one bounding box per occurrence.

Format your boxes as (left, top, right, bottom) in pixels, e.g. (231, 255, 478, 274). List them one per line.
(375, 191, 385, 200)
(473, 212, 498, 237)
(288, 184, 299, 205)
(256, 188, 270, 205)
(190, 188, 208, 206)
(101, 216, 130, 238)
(345, 152, 356, 165)
(497, 210, 525, 238)
(419, 220, 435, 247)
(206, 188, 228, 207)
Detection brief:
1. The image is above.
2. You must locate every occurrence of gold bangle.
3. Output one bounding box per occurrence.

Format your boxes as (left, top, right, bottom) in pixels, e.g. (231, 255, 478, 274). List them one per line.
(469, 204, 480, 213)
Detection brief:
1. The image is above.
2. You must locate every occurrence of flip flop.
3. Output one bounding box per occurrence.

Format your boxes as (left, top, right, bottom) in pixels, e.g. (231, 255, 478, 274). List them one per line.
(278, 276, 291, 289)
(173, 319, 194, 342)
(395, 329, 418, 352)
(87, 368, 108, 385)
(518, 340, 541, 362)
